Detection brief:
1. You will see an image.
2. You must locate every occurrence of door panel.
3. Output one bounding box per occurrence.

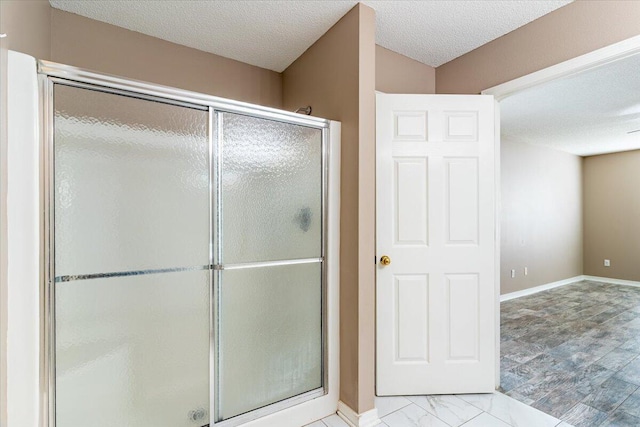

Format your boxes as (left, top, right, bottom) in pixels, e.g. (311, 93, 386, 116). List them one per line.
(394, 158, 428, 245)
(376, 94, 496, 395)
(53, 84, 209, 277)
(216, 263, 322, 421)
(445, 157, 479, 245)
(220, 112, 322, 265)
(395, 275, 429, 361)
(53, 84, 210, 426)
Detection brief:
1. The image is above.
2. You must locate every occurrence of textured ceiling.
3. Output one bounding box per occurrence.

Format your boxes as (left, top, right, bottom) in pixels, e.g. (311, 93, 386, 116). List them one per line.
(49, 0, 571, 72)
(500, 53, 640, 157)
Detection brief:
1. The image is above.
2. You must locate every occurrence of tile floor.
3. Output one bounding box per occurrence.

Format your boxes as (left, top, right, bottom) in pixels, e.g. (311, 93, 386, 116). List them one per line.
(308, 280, 640, 427)
(309, 393, 565, 427)
(501, 280, 640, 427)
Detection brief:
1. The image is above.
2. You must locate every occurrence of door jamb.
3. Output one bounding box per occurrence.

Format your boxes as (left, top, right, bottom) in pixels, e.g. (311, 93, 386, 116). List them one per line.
(481, 34, 640, 388)
(482, 34, 640, 101)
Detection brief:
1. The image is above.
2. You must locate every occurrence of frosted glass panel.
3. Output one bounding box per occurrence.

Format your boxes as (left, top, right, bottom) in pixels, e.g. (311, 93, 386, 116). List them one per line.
(55, 270, 210, 427)
(217, 263, 322, 421)
(221, 113, 322, 264)
(54, 84, 209, 277)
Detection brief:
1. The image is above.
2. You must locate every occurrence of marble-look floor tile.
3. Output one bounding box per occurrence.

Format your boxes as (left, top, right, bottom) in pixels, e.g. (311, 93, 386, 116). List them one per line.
(322, 414, 350, 427)
(407, 395, 482, 427)
(458, 412, 510, 427)
(600, 410, 640, 427)
(561, 403, 608, 427)
(305, 421, 327, 427)
(375, 396, 412, 418)
(458, 392, 560, 427)
(505, 389, 535, 405)
(381, 403, 448, 427)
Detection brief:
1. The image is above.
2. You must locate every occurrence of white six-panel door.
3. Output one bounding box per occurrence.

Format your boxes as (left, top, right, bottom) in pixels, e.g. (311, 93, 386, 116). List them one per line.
(376, 93, 497, 395)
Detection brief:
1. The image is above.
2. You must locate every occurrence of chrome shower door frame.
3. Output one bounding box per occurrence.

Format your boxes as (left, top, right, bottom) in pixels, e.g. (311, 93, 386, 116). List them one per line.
(39, 60, 332, 427)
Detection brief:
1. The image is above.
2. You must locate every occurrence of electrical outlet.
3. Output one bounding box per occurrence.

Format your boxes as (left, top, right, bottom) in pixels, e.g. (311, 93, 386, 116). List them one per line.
(524, 267, 528, 276)
(604, 259, 611, 267)
(511, 269, 515, 278)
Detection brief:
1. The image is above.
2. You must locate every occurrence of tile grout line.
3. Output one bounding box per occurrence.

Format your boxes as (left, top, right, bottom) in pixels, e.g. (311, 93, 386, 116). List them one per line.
(458, 410, 488, 426)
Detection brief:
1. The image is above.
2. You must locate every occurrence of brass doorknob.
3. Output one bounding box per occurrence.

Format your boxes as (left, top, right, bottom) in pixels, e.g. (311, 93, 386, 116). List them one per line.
(380, 255, 391, 266)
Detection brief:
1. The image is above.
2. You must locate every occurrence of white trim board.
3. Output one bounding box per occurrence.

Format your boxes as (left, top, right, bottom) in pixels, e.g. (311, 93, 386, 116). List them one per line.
(337, 401, 381, 427)
(583, 275, 640, 288)
(500, 276, 584, 302)
(500, 275, 640, 302)
(482, 34, 640, 100)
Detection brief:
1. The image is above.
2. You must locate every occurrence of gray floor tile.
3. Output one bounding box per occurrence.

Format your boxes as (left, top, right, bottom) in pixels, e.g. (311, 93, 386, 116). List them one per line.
(616, 388, 640, 418)
(582, 377, 638, 414)
(615, 358, 640, 386)
(531, 385, 586, 419)
(502, 339, 545, 364)
(511, 370, 576, 402)
(500, 281, 640, 426)
(500, 357, 520, 371)
(619, 339, 640, 353)
(600, 409, 640, 427)
(561, 403, 608, 427)
(499, 370, 528, 392)
(595, 348, 638, 371)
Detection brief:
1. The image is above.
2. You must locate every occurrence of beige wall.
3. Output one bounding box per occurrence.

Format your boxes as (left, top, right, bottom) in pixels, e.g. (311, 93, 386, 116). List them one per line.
(282, 3, 376, 414)
(436, 1, 640, 94)
(375, 45, 435, 94)
(501, 139, 583, 295)
(50, 9, 282, 108)
(0, 0, 51, 60)
(583, 150, 640, 281)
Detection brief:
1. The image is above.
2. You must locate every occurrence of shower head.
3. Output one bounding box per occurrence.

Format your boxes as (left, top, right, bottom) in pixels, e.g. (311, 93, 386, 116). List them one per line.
(295, 106, 312, 115)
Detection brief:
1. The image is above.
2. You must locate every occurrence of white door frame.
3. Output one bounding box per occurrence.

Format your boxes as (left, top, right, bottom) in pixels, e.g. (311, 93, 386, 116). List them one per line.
(481, 33, 640, 387)
(482, 34, 640, 101)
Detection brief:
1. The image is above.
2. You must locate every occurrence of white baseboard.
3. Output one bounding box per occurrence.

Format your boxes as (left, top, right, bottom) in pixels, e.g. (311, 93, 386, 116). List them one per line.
(500, 275, 640, 302)
(583, 275, 640, 288)
(500, 275, 584, 302)
(337, 401, 381, 427)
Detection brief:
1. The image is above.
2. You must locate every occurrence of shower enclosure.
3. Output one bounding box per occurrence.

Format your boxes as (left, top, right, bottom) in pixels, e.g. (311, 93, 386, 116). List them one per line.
(30, 59, 339, 427)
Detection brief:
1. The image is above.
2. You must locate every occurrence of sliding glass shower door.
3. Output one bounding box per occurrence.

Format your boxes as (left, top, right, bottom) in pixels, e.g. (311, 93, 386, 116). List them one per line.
(53, 84, 211, 427)
(50, 81, 326, 427)
(214, 113, 324, 422)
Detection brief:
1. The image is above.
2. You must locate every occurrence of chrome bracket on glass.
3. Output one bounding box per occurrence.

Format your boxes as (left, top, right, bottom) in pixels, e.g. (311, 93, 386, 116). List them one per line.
(213, 258, 323, 272)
